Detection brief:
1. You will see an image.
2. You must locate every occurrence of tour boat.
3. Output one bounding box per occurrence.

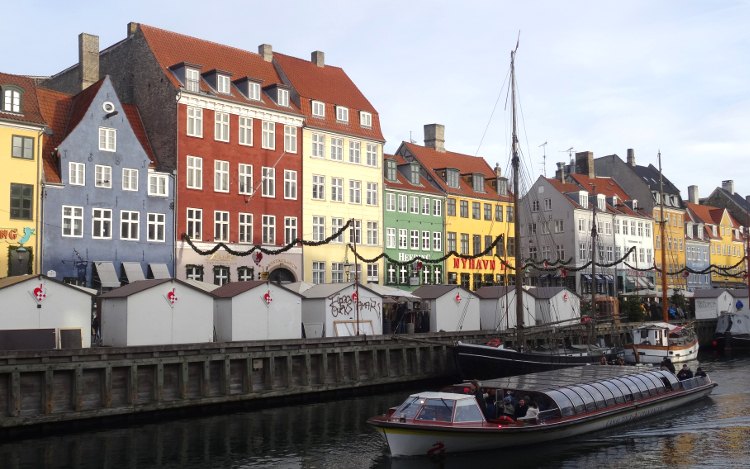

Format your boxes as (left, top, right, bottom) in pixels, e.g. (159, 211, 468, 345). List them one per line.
(623, 321, 699, 364)
(713, 311, 750, 352)
(367, 365, 717, 457)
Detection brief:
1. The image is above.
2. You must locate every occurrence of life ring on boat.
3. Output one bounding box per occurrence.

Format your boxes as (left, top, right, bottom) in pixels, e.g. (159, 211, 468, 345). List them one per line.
(486, 338, 502, 347)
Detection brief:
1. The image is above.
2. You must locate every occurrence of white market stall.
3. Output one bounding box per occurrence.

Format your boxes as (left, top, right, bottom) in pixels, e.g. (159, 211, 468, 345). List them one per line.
(300, 283, 383, 338)
(474, 285, 535, 331)
(728, 288, 748, 312)
(212, 281, 302, 341)
(99, 278, 214, 346)
(529, 287, 581, 326)
(0, 274, 93, 350)
(693, 289, 735, 319)
(412, 285, 480, 332)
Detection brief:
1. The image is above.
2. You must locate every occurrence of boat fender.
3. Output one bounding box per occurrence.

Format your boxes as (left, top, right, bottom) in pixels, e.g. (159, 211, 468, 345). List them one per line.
(486, 338, 502, 347)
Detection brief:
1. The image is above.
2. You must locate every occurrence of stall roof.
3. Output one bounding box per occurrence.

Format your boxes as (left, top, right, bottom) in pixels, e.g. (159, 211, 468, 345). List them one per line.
(148, 263, 171, 279)
(300, 283, 378, 299)
(366, 284, 419, 301)
(122, 262, 146, 282)
(412, 284, 465, 299)
(212, 281, 302, 298)
(93, 262, 121, 288)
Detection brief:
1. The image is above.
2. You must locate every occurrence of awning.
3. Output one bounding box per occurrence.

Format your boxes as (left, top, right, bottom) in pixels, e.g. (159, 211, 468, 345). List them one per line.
(93, 262, 121, 288)
(635, 277, 648, 288)
(604, 275, 614, 283)
(121, 262, 145, 283)
(582, 274, 592, 282)
(148, 263, 171, 279)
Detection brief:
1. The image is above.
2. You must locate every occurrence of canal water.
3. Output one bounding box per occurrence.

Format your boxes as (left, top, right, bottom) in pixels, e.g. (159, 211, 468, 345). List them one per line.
(1, 353, 748, 469)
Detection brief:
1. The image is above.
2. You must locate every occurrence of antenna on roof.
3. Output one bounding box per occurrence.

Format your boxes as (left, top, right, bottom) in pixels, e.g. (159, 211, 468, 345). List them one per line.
(539, 141, 548, 177)
(409, 131, 416, 144)
(560, 147, 574, 164)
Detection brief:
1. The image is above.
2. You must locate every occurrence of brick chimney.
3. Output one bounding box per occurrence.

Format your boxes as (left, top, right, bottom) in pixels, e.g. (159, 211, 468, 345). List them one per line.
(258, 44, 273, 62)
(627, 148, 636, 167)
(722, 180, 735, 195)
(311, 50, 325, 67)
(556, 162, 566, 183)
(575, 151, 595, 178)
(127, 22, 138, 37)
(688, 185, 699, 204)
(424, 124, 445, 153)
(79, 33, 99, 91)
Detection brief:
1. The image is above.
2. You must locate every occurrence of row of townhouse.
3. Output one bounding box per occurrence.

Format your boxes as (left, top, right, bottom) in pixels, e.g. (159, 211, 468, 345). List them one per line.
(1, 23, 515, 292)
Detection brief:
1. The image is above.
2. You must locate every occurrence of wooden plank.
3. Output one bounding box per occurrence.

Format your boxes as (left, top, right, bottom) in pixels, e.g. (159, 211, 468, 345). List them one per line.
(44, 369, 53, 414)
(10, 371, 20, 417)
(103, 365, 112, 408)
(73, 367, 83, 411)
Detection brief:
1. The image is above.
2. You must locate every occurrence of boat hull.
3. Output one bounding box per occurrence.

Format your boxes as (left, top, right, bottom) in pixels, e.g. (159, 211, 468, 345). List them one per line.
(713, 312, 750, 352)
(623, 340, 699, 364)
(370, 385, 715, 457)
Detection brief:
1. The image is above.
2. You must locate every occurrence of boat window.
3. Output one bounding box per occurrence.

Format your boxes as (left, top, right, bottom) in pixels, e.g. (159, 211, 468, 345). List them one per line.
(634, 373, 662, 395)
(415, 398, 455, 422)
(557, 387, 586, 414)
(453, 398, 484, 423)
(655, 369, 679, 387)
(614, 377, 643, 400)
(545, 390, 574, 417)
(606, 379, 631, 402)
(591, 382, 617, 406)
(569, 385, 597, 412)
(579, 383, 607, 409)
(628, 374, 655, 397)
(394, 396, 423, 420)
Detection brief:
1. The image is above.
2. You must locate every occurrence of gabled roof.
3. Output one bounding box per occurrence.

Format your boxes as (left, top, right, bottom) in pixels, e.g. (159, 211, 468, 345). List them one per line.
(137, 24, 301, 117)
(528, 286, 578, 300)
(412, 284, 467, 300)
(273, 52, 383, 142)
(0, 72, 46, 126)
(693, 288, 729, 299)
(383, 154, 443, 196)
(711, 186, 750, 216)
(399, 142, 511, 202)
(98, 278, 211, 298)
(212, 280, 301, 299)
(567, 174, 643, 217)
(632, 164, 682, 198)
(300, 282, 379, 299)
(474, 285, 516, 299)
(0, 274, 94, 296)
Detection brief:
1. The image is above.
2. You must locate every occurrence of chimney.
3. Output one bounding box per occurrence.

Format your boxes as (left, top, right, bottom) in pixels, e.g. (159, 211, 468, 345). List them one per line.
(258, 44, 273, 62)
(556, 162, 565, 183)
(424, 124, 445, 153)
(311, 50, 325, 67)
(78, 33, 100, 91)
(688, 185, 699, 204)
(627, 148, 636, 167)
(575, 151, 595, 178)
(722, 180, 735, 195)
(127, 22, 138, 38)
(494, 163, 502, 178)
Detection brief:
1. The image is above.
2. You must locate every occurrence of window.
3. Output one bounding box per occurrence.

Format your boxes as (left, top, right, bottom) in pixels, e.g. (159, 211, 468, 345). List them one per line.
(262, 167, 275, 197)
(248, 82, 261, 101)
(213, 266, 230, 286)
(506, 206, 514, 222)
(422, 231, 430, 250)
(578, 218, 586, 232)
(336, 106, 349, 122)
(473, 235, 482, 255)
(214, 112, 229, 142)
(529, 246, 538, 260)
(460, 200, 469, 218)
(366, 143, 378, 166)
(214, 211, 229, 241)
(544, 198, 552, 211)
(284, 125, 297, 153)
(447, 232, 457, 252)
(239, 213, 253, 243)
(579, 243, 587, 259)
(460, 233, 469, 254)
(216, 74, 230, 94)
(446, 169, 459, 188)
(331, 217, 344, 243)
(434, 199, 442, 217)
(367, 221, 379, 245)
(284, 170, 297, 199)
(69, 162, 85, 186)
(349, 141, 361, 164)
(96, 165, 112, 188)
(120, 210, 140, 241)
(472, 202, 480, 219)
(433, 232, 442, 251)
(422, 198, 431, 215)
(185, 68, 200, 92)
(186, 208, 202, 240)
(367, 264, 378, 283)
(330, 137, 343, 160)
(312, 133, 325, 158)
(398, 194, 408, 212)
(312, 175, 325, 200)
(62, 205, 83, 237)
(99, 127, 116, 151)
(614, 219, 620, 234)
(277, 88, 289, 107)
(285, 217, 297, 245)
(214, 160, 229, 192)
(331, 262, 344, 283)
(385, 160, 397, 181)
(638, 222, 644, 237)
(148, 173, 168, 196)
(349, 220, 362, 244)
(410, 196, 419, 214)
(312, 100, 325, 117)
(386, 193, 396, 211)
(238, 164, 253, 195)
(331, 177, 343, 202)
(148, 213, 166, 242)
(557, 245, 565, 260)
(238, 116, 253, 146)
(312, 261, 325, 284)
(366, 182, 378, 205)
(187, 106, 203, 138)
(447, 199, 456, 216)
(349, 180, 361, 204)
(531, 200, 540, 212)
(92, 208, 112, 239)
(262, 215, 276, 244)
(472, 174, 484, 192)
(398, 229, 408, 249)
(122, 168, 138, 191)
(360, 111, 372, 128)
(3, 88, 21, 113)
(187, 156, 203, 189)
(410, 230, 420, 249)
(11, 135, 33, 159)
(262, 121, 275, 149)
(238, 266, 255, 281)
(186, 265, 203, 281)
(484, 203, 492, 220)
(312, 216, 325, 242)
(386, 227, 396, 248)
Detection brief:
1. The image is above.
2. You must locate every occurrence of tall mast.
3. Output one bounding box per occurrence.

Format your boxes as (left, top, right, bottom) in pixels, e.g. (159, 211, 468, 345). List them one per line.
(658, 152, 669, 322)
(591, 183, 598, 325)
(511, 47, 524, 348)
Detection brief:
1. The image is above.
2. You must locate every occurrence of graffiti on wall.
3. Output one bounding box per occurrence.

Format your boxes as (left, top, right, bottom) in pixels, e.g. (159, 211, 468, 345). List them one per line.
(329, 292, 381, 320)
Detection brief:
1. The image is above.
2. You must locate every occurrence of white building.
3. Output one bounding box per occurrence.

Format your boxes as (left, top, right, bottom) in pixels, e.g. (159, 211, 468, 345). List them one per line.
(300, 283, 383, 337)
(528, 287, 581, 325)
(693, 289, 735, 319)
(212, 281, 302, 341)
(412, 285, 480, 332)
(474, 286, 535, 331)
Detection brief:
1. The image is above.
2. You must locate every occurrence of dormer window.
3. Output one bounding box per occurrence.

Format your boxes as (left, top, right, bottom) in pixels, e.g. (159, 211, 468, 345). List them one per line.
(312, 100, 325, 117)
(409, 163, 420, 185)
(472, 174, 485, 192)
(217, 74, 231, 94)
(360, 111, 372, 128)
(336, 106, 349, 122)
(612, 195, 619, 207)
(249, 82, 260, 100)
(185, 68, 200, 92)
(632, 199, 638, 210)
(2, 87, 21, 113)
(578, 191, 589, 208)
(385, 160, 397, 181)
(446, 169, 459, 189)
(277, 88, 289, 107)
(597, 194, 605, 211)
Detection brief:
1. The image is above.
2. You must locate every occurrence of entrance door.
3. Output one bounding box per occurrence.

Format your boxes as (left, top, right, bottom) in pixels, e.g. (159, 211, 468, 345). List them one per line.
(8, 247, 30, 276)
(268, 267, 295, 283)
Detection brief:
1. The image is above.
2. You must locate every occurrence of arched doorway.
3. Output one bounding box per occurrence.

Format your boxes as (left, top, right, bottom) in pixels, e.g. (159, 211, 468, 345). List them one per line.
(268, 267, 296, 283)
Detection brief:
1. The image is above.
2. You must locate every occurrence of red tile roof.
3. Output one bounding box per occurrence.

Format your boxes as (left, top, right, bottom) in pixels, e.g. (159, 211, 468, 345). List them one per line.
(383, 154, 443, 196)
(273, 52, 383, 142)
(551, 175, 645, 217)
(137, 24, 302, 117)
(0, 72, 46, 126)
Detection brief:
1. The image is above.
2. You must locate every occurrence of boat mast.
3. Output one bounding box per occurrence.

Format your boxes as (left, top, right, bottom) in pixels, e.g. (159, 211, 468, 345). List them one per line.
(511, 46, 524, 348)
(591, 183, 598, 326)
(657, 151, 669, 322)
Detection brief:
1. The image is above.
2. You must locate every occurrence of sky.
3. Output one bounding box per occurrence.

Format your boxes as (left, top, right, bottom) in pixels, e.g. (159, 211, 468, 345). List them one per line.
(5, 1, 749, 200)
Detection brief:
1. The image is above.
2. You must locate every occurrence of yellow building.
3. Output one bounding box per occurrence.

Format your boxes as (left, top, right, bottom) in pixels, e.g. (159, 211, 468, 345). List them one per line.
(686, 202, 745, 287)
(396, 125, 514, 291)
(0, 73, 49, 278)
(653, 202, 687, 292)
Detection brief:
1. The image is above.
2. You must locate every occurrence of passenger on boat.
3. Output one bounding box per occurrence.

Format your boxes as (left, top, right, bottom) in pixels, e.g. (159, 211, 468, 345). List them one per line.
(660, 357, 676, 374)
(695, 367, 707, 377)
(514, 398, 529, 419)
(599, 356, 608, 365)
(501, 395, 515, 418)
(616, 357, 626, 365)
(485, 394, 498, 420)
(677, 364, 694, 380)
(521, 401, 540, 422)
(470, 380, 488, 417)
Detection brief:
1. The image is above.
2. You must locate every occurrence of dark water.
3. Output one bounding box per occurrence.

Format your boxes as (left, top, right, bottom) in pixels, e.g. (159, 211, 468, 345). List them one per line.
(2, 353, 749, 469)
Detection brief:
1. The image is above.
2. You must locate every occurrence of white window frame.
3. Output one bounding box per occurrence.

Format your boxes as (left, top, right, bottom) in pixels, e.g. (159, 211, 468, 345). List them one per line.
(311, 100, 325, 117)
(360, 111, 372, 128)
(148, 173, 168, 196)
(99, 127, 116, 152)
(336, 106, 349, 122)
(386, 193, 396, 211)
(330, 137, 343, 161)
(349, 140, 361, 164)
(331, 217, 344, 243)
(312, 261, 325, 284)
(185, 68, 200, 92)
(349, 180, 361, 204)
(122, 168, 138, 191)
(366, 182, 378, 206)
(433, 199, 442, 216)
(366, 143, 378, 167)
(62, 205, 84, 238)
(422, 231, 430, 250)
(214, 111, 230, 142)
(238, 164, 253, 195)
(284, 216, 297, 245)
(186, 208, 202, 241)
(398, 194, 407, 212)
(214, 160, 229, 193)
(95, 164, 111, 188)
(331, 177, 343, 202)
(367, 221, 378, 245)
(187, 106, 203, 138)
(262, 121, 275, 150)
(284, 125, 297, 153)
(433, 232, 442, 251)
(238, 116, 253, 146)
(262, 167, 275, 198)
(69, 162, 85, 186)
(248, 82, 261, 101)
(386, 227, 396, 248)
(410, 196, 419, 214)
(284, 170, 297, 200)
(312, 216, 325, 242)
(311, 133, 325, 158)
(120, 210, 140, 241)
(422, 198, 430, 215)
(312, 174, 325, 200)
(277, 88, 289, 107)
(91, 208, 112, 239)
(398, 229, 408, 249)
(214, 210, 230, 242)
(262, 215, 276, 245)
(186, 156, 203, 190)
(410, 230, 419, 250)
(217, 74, 231, 94)
(147, 212, 166, 242)
(238, 212, 253, 244)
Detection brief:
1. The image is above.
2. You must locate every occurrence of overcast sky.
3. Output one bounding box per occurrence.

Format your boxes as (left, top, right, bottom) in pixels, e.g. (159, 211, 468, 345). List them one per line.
(6, 1, 749, 201)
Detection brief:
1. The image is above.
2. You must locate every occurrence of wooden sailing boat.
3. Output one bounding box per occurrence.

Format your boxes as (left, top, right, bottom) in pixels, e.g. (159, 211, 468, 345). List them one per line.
(454, 44, 620, 380)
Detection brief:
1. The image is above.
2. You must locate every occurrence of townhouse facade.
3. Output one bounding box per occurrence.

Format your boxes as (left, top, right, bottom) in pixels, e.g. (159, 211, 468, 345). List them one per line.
(683, 191, 712, 291)
(382, 154, 445, 290)
(0, 73, 48, 278)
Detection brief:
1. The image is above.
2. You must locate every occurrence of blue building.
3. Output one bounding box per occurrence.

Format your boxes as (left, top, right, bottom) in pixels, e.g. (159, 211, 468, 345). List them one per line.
(38, 76, 174, 290)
